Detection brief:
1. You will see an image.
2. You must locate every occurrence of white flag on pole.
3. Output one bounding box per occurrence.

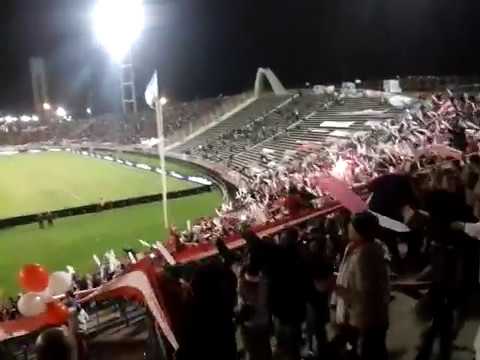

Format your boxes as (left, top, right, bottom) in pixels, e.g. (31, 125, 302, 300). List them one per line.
(369, 210, 410, 232)
(138, 239, 152, 248)
(154, 241, 176, 265)
(93, 254, 101, 267)
(145, 71, 158, 109)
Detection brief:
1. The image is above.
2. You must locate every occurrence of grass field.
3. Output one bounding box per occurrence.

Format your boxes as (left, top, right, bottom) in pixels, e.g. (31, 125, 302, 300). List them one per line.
(0, 191, 222, 296)
(0, 152, 196, 219)
(0, 151, 223, 296)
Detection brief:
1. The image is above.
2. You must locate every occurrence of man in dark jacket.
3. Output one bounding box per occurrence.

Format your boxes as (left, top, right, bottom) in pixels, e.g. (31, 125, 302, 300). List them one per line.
(415, 190, 472, 360)
(176, 260, 238, 360)
(368, 174, 419, 270)
(304, 227, 333, 357)
(243, 228, 309, 360)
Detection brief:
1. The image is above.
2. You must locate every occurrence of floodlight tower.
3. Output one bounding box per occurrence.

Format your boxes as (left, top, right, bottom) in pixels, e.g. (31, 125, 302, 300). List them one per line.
(120, 53, 138, 115)
(93, 0, 145, 115)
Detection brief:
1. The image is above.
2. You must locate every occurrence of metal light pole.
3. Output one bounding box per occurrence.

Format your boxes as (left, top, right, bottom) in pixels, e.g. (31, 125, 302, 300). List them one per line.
(93, 0, 144, 115)
(120, 51, 138, 115)
(155, 96, 169, 229)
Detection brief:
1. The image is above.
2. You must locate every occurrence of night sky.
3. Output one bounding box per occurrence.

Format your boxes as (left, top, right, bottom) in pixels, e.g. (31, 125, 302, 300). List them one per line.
(1, 0, 479, 113)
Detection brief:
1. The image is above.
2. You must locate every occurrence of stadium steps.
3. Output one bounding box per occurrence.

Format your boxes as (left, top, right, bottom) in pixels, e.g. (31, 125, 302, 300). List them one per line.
(174, 95, 291, 154)
(175, 93, 332, 169)
(179, 95, 295, 163)
(176, 94, 331, 163)
(224, 95, 328, 162)
(83, 304, 146, 338)
(215, 95, 328, 161)
(228, 96, 402, 171)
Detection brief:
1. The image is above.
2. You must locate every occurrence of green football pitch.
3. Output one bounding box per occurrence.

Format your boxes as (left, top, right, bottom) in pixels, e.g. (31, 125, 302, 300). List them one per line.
(0, 152, 222, 296)
(0, 151, 196, 219)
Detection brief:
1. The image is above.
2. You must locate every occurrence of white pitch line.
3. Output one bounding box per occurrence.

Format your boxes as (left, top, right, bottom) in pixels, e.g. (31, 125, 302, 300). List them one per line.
(60, 188, 83, 201)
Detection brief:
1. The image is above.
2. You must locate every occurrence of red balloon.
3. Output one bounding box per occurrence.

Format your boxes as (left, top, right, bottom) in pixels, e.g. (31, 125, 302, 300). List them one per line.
(45, 301, 69, 325)
(18, 264, 49, 292)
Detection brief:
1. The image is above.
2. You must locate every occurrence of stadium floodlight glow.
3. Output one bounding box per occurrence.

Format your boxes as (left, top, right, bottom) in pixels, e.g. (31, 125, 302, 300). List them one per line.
(20, 115, 32, 122)
(86, 107, 92, 115)
(93, 0, 145, 62)
(43, 102, 51, 111)
(56, 107, 67, 118)
(159, 97, 167, 106)
(31, 115, 39, 121)
(5, 115, 18, 123)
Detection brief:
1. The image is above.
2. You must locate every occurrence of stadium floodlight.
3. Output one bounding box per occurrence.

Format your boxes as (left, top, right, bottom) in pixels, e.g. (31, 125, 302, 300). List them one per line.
(159, 97, 167, 106)
(20, 115, 32, 122)
(32, 115, 39, 121)
(43, 102, 51, 111)
(86, 107, 92, 115)
(56, 107, 67, 118)
(5, 115, 18, 123)
(93, 0, 145, 63)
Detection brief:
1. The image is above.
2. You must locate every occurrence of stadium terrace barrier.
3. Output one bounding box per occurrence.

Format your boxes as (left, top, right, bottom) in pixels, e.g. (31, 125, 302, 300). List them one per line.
(147, 151, 240, 194)
(0, 185, 213, 229)
(91, 147, 239, 199)
(172, 182, 369, 265)
(162, 151, 244, 190)
(174, 203, 345, 265)
(71, 149, 214, 187)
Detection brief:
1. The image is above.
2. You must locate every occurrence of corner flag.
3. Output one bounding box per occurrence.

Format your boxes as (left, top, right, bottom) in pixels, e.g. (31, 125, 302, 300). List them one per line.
(145, 71, 158, 109)
(145, 69, 169, 229)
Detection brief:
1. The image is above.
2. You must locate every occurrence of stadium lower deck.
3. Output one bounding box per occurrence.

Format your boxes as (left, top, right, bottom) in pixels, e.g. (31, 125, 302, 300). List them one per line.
(2, 84, 480, 359)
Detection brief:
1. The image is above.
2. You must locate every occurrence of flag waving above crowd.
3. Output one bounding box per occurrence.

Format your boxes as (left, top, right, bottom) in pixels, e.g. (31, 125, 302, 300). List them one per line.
(145, 71, 158, 110)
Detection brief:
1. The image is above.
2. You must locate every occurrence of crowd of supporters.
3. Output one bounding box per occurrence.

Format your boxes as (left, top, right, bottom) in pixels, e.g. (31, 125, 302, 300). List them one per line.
(140, 96, 229, 138)
(213, 89, 480, 224)
(0, 96, 230, 146)
(20, 154, 480, 360)
(5, 87, 480, 359)
(168, 149, 480, 360)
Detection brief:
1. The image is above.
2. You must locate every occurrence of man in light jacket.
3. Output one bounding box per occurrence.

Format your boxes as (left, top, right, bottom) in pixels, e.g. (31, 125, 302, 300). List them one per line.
(336, 211, 390, 360)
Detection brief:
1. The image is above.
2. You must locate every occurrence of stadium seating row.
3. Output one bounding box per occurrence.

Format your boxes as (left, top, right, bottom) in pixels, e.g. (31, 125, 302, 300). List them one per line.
(170, 93, 403, 176)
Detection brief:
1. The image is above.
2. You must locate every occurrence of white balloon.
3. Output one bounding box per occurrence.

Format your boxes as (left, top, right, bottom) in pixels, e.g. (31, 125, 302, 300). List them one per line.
(18, 293, 47, 317)
(48, 271, 72, 296)
(37, 288, 54, 303)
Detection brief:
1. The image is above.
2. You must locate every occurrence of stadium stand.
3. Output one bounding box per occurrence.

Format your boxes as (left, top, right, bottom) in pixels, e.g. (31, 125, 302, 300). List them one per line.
(168, 92, 404, 175)
(229, 96, 404, 172)
(138, 96, 232, 138)
(173, 94, 293, 159)
(4, 77, 480, 360)
(0, 95, 245, 146)
(183, 94, 330, 165)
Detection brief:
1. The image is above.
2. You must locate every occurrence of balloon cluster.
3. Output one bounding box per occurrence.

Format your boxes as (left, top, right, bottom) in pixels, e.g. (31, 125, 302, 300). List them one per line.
(17, 264, 71, 325)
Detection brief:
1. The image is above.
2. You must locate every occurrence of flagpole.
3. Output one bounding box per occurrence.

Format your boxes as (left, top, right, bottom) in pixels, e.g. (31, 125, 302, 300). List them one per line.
(155, 97, 169, 229)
